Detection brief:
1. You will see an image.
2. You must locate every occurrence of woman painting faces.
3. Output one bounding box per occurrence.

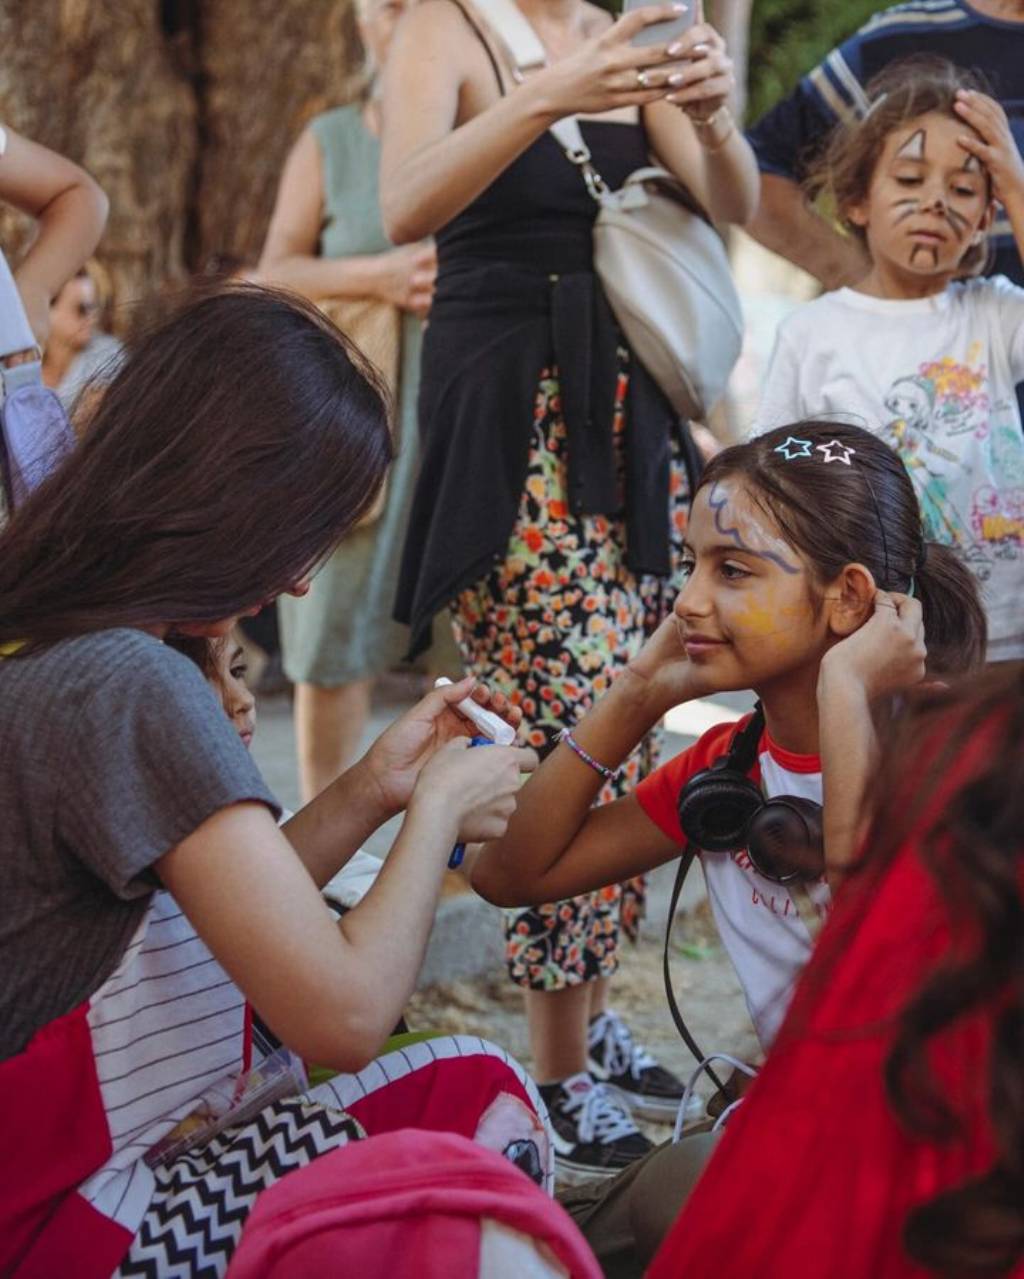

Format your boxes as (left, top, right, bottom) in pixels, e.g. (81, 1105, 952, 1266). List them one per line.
(381, 0, 758, 1180)
(0, 288, 543, 1275)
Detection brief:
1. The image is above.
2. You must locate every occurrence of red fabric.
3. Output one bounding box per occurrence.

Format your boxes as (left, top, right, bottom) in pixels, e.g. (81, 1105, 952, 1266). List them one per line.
(343, 1054, 536, 1142)
(0, 1002, 116, 1277)
(226, 1130, 601, 1279)
(634, 715, 821, 846)
(12, 1190, 131, 1279)
(648, 712, 1020, 1279)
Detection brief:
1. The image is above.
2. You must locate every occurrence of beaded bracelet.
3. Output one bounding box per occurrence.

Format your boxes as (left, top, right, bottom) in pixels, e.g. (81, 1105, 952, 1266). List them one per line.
(557, 729, 622, 782)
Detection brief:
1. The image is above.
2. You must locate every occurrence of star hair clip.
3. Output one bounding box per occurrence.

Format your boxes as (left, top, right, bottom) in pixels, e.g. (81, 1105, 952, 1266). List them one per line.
(816, 439, 856, 465)
(773, 436, 856, 466)
(773, 436, 813, 460)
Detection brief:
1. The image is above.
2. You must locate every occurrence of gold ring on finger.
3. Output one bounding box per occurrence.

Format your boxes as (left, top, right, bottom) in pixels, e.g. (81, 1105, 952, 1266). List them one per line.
(636, 68, 651, 89)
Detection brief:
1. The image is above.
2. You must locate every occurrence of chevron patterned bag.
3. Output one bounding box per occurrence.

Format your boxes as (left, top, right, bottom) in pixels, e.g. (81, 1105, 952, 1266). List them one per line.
(117, 1100, 364, 1278)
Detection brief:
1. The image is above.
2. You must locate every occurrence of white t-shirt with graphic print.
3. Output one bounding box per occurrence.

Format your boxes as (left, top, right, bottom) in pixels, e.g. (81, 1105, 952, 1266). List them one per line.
(757, 277, 1024, 659)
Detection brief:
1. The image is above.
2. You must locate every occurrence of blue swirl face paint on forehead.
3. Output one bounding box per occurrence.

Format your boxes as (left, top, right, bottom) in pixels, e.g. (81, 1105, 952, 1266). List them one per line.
(707, 482, 800, 575)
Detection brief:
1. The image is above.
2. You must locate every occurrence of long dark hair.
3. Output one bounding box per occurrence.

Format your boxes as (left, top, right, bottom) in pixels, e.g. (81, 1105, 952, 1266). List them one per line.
(699, 421, 987, 675)
(0, 285, 392, 646)
(873, 668, 1023, 1273)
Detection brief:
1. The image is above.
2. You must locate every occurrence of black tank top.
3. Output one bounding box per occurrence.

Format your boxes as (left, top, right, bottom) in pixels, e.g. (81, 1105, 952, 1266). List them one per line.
(436, 1, 650, 274)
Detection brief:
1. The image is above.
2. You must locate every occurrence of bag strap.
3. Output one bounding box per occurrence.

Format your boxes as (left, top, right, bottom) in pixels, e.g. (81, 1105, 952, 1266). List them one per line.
(446, 0, 509, 96)
(467, 0, 546, 73)
(663, 844, 726, 1094)
(467, 0, 608, 196)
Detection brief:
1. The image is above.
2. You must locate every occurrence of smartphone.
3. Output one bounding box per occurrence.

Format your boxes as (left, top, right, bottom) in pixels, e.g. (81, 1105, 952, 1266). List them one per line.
(624, 0, 697, 48)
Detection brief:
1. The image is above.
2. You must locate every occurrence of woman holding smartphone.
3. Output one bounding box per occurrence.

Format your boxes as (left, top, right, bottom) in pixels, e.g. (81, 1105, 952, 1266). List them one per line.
(381, 0, 757, 1182)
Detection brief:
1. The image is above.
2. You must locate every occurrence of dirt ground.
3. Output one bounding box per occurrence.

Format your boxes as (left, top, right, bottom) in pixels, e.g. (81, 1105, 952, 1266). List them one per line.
(408, 901, 761, 1137)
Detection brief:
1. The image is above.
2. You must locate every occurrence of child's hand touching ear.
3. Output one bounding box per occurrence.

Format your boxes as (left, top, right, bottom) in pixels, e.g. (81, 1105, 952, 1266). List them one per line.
(954, 90, 1024, 211)
(820, 591, 926, 702)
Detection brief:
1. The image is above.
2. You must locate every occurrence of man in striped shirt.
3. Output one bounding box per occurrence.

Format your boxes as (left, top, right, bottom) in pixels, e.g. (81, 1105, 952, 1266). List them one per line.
(746, 0, 1024, 289)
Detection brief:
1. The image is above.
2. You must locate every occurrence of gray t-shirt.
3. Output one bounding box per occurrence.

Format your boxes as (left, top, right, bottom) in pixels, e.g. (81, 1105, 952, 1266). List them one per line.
(0, 628, 278, 1059)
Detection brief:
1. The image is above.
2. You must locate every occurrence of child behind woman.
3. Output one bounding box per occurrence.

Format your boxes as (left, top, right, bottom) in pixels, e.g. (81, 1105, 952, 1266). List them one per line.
(173, 631, 385, 906)
(758, 56, 1024, 661)
(170, 633, 256, 747)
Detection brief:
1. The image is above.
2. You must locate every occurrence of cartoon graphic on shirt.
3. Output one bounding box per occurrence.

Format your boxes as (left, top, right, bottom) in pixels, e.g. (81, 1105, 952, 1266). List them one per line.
(882, 373, 972, 546)
(971, 485, 1024, 557)
(918, 355, 990, 437)
(880, 348, 1024, 577)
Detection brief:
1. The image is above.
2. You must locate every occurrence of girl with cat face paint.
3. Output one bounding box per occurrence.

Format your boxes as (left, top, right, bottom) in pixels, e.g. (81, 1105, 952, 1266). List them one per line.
(757, 55, 1024, 664)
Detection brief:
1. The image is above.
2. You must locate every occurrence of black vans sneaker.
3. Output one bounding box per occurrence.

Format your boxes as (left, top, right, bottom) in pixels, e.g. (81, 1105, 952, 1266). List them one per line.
(538, 1072, 652, 1185)
(588, 1009, 701, 1123)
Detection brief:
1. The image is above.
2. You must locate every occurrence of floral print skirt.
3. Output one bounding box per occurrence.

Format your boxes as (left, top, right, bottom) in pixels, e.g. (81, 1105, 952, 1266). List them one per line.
(451, 355, 690, 991)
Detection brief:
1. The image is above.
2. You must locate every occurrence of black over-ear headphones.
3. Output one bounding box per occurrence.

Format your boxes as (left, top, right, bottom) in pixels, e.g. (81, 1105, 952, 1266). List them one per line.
(676, 704, 824, 883)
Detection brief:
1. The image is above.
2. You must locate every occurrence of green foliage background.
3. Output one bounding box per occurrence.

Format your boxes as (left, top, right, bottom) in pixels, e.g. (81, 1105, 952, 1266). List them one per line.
(595, 1, 899, 119)
(746, 0, 891, 121)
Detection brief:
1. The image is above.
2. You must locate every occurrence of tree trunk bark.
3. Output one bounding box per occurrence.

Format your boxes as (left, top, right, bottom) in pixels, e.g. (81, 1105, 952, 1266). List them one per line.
(0, 0, 197, 332)
(194, 0, 364, 269)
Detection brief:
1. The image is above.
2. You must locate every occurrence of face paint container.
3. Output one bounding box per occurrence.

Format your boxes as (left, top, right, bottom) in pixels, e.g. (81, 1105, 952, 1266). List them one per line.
(448, 736, 495, 869)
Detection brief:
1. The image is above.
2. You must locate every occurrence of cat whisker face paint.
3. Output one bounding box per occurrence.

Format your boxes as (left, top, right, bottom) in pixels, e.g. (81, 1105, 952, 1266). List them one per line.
(852, 111, 991, 278)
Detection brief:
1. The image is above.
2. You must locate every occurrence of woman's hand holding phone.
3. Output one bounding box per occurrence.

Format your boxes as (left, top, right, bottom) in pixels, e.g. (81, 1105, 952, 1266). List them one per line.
(664, 30, 734, 120)
(532, 4, 702, 119)
(622, 0, 735, 123)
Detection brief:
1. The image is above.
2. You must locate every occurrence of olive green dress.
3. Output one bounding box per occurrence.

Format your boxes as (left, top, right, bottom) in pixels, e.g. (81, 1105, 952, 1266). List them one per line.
(279, 105, 428, 685)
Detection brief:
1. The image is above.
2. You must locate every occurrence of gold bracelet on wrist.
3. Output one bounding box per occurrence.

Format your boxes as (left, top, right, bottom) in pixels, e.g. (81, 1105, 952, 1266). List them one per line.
(692, 106, 735, 153)
(691, 104, 727, 130)
(700, 121, 736, 153)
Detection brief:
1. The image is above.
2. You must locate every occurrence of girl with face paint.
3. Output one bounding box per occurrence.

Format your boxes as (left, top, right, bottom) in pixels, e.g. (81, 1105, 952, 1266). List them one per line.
(474, 419, 986, 1048)
(757, 55, 1024, 665)
(471, 420, 987, 1265)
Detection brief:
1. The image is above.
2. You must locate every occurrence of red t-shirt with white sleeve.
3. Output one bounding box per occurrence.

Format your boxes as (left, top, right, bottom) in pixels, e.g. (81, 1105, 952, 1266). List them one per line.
(636, 716, 828, 1048)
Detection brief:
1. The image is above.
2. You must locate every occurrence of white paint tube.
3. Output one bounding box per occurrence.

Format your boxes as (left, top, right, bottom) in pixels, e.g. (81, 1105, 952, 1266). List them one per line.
(433, 676, 517, 745)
